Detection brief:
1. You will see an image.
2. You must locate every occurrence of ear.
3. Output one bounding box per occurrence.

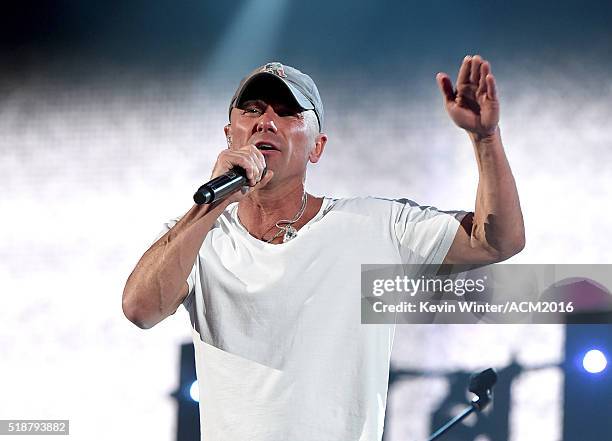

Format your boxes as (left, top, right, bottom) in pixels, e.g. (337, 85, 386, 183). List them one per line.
(224, 124, 232, 148)
(308, 133, 327, 164)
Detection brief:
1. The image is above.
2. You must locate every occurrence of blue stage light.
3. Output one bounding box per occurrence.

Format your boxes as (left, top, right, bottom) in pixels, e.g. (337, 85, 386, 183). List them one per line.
(189, 380, 199, 402)
(582, 349, 607, 374)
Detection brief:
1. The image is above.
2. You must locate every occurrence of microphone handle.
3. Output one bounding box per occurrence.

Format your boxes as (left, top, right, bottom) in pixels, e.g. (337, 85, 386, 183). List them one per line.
(193, 167, 247, 205)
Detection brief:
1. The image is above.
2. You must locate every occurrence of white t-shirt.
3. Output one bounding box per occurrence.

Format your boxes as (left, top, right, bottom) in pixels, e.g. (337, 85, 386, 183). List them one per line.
(162, 196, 460, 441)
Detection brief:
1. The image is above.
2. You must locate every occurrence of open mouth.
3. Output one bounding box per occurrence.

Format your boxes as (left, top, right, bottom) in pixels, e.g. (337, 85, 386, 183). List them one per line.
(255, 142, 279, 151)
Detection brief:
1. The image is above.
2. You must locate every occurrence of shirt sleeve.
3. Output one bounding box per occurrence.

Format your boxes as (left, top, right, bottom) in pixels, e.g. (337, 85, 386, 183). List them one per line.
(154, 217, 198, 310)
(392, 198, 463, 265)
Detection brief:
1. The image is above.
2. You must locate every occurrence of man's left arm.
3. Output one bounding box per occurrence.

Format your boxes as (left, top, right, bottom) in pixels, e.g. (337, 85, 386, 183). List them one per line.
(436, 55, 525, 264)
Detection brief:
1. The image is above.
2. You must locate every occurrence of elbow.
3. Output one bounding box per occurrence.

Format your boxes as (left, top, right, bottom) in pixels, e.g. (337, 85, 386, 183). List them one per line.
(513, 233, 526, 255)
(122, 288, 158, 330)
(495, 234, 526, 262)
(507, 229, 526, 257)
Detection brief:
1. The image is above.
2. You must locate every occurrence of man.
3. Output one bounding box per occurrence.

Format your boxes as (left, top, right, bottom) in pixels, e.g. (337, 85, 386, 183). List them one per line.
(122, 57, 524, 440)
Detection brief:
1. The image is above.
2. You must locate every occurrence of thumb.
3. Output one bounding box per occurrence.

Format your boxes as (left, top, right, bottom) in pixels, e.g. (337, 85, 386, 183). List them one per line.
(436, 72, 455, 104)
(254, 169, 274, 190)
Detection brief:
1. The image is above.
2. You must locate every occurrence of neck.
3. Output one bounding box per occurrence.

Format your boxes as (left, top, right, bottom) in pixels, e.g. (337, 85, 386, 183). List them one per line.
(239, 180, 305, 222)
(237, 179, 322, 242)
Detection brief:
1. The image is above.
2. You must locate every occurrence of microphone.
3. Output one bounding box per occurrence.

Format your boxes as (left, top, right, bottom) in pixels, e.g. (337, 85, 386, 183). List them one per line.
(193, 167, 267, 205)
(468, 368, 497, 411)
(193, 167, 247, 205)
(469, 367, 498, 395)
(427, 367, 498, 440)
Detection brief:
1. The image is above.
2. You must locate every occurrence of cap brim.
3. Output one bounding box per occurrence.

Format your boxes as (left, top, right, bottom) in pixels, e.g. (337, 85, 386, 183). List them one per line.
(233, 72, 314, 112)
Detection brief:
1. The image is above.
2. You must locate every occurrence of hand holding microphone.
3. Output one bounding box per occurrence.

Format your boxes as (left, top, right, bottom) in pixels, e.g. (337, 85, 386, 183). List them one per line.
(193, 143, 271, 205)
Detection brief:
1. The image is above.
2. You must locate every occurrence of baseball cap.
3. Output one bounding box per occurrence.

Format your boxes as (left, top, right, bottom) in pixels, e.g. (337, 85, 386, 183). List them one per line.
(228, 62, 324, 131)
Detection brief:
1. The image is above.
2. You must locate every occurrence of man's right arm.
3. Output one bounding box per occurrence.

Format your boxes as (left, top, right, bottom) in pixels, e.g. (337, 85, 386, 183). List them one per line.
(122, 201, 231, 329)
(122, 143, 270, 329)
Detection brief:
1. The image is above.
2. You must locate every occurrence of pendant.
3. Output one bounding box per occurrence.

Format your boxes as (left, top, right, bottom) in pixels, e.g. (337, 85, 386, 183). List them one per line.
(282, 225, 298, 243)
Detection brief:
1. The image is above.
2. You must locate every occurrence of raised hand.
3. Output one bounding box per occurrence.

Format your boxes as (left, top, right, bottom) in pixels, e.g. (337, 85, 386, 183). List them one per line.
(436, 55, 499, 138)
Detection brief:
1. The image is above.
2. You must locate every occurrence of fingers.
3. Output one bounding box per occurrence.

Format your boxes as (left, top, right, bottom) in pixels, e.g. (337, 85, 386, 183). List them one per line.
(239, 145, 266, 186)
(486, 73, 497, 101)
(251, 146, 266, 179)
(470, 55, 482, 85)
(477, 61, 490, 97)
(458, 54, 493, 85)
(457, 55, 471, 85)
(476, 58, 497, 101)
(458, 54, 496, 101)
(436, 73, 455, 104)
(252, 168, 274, 191)
(213, 145, 267, 187)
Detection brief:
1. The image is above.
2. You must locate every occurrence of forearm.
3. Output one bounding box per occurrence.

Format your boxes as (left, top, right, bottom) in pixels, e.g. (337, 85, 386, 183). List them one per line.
(469, 127, 525, 259)
(122, 200, 230, 328)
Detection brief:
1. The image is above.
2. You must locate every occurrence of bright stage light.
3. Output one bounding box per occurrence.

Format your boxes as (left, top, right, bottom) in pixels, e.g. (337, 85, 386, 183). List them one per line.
(582, 349, 607, 374)
(189, 380, 199, 402)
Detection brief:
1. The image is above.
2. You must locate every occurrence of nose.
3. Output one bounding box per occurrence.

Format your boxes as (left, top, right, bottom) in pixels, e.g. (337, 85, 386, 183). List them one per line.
(255, 107, 278, 134)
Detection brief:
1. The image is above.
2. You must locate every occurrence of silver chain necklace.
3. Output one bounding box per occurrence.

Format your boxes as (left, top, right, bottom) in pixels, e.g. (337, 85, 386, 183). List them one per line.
(265, 193, 308, 243)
